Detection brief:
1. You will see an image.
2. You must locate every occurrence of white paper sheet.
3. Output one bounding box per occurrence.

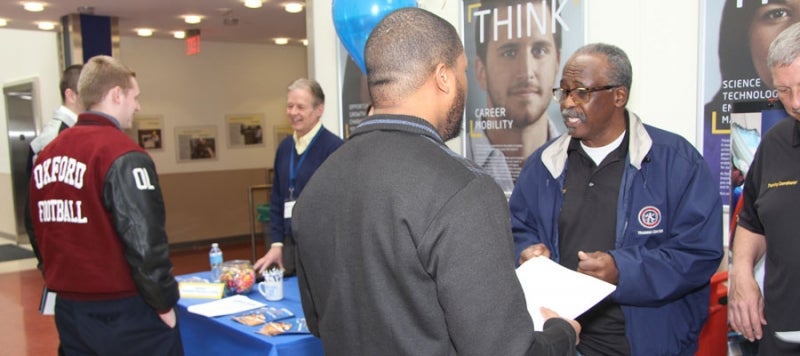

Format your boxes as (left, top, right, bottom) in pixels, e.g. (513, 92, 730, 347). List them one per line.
(187, 294, 266, 317)
(776, 331, 800, 344)
(39, 286, 56, 315)
(515, 256, 616, 331)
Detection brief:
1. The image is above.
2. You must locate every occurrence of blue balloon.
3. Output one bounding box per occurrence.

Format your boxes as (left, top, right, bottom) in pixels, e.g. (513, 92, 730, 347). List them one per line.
(332, 0, 417, 74)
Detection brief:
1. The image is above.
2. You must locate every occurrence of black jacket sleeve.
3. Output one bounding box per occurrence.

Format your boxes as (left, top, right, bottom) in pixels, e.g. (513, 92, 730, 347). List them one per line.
(25, 147, 44, 270)
(103, 151, 179, 311)
(531, 319, 577, 355)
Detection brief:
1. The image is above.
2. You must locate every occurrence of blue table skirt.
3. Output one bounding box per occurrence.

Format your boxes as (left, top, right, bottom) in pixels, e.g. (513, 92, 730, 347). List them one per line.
(176, 271, 324, 356)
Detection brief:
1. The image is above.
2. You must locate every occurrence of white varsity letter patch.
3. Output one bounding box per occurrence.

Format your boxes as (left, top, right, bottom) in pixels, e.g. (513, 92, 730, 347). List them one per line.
(132, 167, 156, 190)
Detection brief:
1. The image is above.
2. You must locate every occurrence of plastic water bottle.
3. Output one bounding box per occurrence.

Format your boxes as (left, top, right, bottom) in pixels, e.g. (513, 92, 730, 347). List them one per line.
(209, 243, 223, 282)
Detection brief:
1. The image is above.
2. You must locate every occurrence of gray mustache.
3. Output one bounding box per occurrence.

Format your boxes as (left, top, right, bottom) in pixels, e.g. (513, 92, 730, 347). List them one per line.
(561, 109, 587, 123)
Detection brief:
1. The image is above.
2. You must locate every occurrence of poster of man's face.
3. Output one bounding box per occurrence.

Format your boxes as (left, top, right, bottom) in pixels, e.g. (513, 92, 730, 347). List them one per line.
(464, 0, 584, 193)
(474, 4, 560, 129)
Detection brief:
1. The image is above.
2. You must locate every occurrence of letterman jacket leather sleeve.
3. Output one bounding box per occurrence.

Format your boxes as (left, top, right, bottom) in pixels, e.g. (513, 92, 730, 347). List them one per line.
(103, 151, 179, 311)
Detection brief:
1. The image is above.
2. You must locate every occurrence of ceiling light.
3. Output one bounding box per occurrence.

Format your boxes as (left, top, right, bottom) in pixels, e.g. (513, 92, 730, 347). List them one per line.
(274, 38, 289, 45)
(173, 31, 186, 39)
(0, 19, 7, 27)
(301, 39, 308, 46)
(184, 15, 202, 24)
(244, 0, 262, 9)
(37, 21, 55, 30)
(136, 28, 154, 37)
(23, 2, 45, 12)
(77, 6, 95, 15)
(284, 3, 304, 13)
(223, 17, 239, 26)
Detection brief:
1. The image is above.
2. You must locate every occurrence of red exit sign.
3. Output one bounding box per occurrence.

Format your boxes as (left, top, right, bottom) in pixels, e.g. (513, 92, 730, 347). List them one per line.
(186, 34, 200, 55)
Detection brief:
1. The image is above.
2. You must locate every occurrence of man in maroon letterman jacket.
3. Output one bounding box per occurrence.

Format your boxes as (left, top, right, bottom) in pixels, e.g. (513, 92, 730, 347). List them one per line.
(29, 55, 183, 355)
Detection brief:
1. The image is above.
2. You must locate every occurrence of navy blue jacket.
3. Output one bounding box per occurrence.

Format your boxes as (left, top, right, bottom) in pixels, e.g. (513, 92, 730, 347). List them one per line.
(509, 112, 723, 355)
(270, 126, 343, 243)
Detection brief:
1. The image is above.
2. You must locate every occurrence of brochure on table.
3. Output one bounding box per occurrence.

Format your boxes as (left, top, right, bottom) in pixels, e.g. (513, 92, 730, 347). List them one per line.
(187, 295, 266, 317)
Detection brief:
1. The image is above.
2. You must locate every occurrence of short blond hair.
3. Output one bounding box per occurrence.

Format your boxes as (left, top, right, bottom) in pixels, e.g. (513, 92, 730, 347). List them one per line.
(77, 55, 136, 110)
(288, 78, 325, 107)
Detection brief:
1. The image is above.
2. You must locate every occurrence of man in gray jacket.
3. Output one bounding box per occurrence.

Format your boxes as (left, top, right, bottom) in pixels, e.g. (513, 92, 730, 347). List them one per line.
(292, 7, 579, 355)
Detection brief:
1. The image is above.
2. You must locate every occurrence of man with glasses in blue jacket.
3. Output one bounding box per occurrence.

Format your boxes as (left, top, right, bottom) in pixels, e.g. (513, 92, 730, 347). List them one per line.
(510, 43, 723, 355)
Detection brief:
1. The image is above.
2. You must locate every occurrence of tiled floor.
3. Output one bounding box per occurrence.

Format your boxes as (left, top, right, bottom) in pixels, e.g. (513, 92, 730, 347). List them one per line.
(0, 238, 265, 355)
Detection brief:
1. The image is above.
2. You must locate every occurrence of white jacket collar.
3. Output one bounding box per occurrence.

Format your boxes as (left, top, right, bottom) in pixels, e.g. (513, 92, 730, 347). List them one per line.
(541, 111, 652, 178)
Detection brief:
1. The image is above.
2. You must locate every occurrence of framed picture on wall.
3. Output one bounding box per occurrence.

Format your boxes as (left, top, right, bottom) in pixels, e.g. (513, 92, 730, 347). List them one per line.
(226, 113, 265, 148)
(126, 115, 163, 150)
(175, 125, 218, 162)
(274, 125, 293, 151)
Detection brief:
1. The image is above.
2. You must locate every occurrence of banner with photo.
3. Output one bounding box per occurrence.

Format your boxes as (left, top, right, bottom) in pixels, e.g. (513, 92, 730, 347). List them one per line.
(463, 0, 585, 195)
(339, 49, 370, 140)
(700, 0, 797, 205)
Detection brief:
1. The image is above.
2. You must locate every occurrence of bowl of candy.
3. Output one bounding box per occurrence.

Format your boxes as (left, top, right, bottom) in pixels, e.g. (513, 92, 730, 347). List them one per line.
(220, 260, 256, 295)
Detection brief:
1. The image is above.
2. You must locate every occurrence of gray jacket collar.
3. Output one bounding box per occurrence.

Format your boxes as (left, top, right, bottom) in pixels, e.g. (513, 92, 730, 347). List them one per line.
(541, 111, 652, 178)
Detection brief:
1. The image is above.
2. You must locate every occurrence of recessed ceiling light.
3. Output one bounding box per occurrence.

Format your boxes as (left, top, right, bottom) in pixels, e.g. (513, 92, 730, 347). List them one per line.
(284, 3, 303, 13)
(23, 2, 45, 12)
(37, 21, 55, 30)
(184, 15, 202, 24)
(0, 19, 8, 27)
(77, 6, 94, 15)
(274, 38, 289, 45)
(223, 17, 239, 26)
(136, 28, 154, 37)
(244, 0, 262, 9)
(173, 31, 186, 39)
(301, 39, 308, 46)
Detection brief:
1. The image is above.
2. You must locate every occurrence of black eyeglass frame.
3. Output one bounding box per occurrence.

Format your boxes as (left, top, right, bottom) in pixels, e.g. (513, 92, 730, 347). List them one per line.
(552, 85, 620, 103)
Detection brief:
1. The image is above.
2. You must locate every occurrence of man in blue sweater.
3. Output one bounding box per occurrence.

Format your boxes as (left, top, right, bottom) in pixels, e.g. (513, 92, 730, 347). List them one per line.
(254, 79, 343, 276)
(510, 43, 723, 355)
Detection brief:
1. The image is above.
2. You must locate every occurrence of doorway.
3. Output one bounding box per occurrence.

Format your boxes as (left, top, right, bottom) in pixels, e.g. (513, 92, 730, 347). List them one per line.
(3, 79, 39, 244)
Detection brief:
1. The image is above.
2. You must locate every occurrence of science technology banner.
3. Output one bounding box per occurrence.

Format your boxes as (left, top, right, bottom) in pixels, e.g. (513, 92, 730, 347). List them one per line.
(463, 0, 585, 195)
(700, 0, 793, 205)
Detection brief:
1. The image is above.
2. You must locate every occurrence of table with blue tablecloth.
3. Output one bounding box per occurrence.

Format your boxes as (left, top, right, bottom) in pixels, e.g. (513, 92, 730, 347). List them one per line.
(176, 272, 323, 356)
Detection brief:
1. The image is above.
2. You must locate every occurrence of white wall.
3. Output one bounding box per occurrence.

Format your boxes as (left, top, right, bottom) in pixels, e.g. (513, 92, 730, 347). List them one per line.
(0, 29, 61, 173)
(119, 37, 307, 174)
(0, 29, 61, 237)
(585, 0, 700, 144)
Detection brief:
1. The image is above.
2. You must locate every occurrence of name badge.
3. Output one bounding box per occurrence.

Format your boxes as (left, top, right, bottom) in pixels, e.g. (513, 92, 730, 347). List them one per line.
(284, 201, 296, 219)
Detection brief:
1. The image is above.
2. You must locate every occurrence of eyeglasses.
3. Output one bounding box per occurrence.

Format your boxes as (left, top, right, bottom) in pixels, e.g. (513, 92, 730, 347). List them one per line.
(552, 85, 619, 104)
